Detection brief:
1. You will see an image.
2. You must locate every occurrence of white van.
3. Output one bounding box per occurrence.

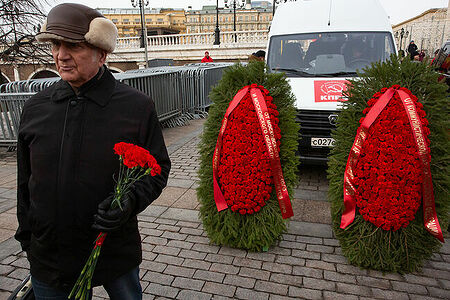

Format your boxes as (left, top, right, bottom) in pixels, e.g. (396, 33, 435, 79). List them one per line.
(267, 0, 396, 163)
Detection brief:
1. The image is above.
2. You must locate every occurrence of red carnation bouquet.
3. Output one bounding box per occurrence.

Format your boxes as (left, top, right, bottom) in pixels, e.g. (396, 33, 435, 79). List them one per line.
(69, 142, 161, 299)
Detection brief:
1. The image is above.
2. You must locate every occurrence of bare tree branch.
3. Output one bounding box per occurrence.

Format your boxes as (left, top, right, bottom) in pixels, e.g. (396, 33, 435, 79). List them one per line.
(0, 0, 53, 65)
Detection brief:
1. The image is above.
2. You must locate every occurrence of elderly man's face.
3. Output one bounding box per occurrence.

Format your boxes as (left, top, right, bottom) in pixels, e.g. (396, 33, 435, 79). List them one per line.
(51, 40, 106, 88)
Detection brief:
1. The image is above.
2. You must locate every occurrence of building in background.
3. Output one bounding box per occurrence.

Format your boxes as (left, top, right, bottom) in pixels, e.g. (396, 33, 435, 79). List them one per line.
(251, 1, 272, 9)
(185, 2, 273, 34)
(98, 1, 274, 37)
(98, 8, 186, 37)
(393, 6, 449, 56)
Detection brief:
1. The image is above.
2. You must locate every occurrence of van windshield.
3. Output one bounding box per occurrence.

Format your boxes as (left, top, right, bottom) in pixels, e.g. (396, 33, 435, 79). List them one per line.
(268, 32, 395, 77)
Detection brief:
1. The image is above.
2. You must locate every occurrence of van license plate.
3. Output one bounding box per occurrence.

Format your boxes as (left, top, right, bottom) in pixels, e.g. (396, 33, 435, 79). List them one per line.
(311, 137, 335, 147)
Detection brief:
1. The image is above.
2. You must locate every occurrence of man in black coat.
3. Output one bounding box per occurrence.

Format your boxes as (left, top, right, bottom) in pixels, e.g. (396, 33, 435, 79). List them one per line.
(15, 3, 171, 299)
(407, 40, 419, 60)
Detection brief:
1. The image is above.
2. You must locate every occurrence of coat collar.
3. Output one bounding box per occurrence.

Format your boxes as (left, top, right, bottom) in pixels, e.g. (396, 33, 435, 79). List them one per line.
(51, 66, 116, 107)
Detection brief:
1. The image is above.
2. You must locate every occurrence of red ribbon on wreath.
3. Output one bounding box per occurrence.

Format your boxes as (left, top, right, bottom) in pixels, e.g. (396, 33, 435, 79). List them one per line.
(340, 87, 444, 242)
(212, 85, 294, 219)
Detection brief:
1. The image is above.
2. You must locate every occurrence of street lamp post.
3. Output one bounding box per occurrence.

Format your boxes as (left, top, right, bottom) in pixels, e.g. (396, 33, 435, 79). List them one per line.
(131, 0, 149, 67)
(225, 0, 245, 43)
(214, 0, 220, 45)
(395, 27, 409, 52)
(403, 28, 409, 52)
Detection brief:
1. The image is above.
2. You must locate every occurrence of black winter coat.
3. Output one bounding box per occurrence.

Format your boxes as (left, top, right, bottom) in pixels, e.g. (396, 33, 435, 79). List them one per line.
(408, 43, 418, 57)
(15, 67, 171, 291)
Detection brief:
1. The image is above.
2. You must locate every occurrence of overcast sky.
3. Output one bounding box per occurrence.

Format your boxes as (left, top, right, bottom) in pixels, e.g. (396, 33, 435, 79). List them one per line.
(46, 0, 449, 25)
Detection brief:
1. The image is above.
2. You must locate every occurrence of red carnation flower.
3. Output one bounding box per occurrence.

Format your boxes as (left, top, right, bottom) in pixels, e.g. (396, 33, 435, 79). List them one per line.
(114, 142, 133, 156)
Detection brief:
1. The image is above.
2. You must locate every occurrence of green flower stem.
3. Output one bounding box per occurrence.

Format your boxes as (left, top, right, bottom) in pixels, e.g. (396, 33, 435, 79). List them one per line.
(111, 167, 152, 211)
(69, 235, 105, 299)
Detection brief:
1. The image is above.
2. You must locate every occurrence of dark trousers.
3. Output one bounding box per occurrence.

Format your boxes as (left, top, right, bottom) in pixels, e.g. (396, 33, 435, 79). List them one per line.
(31, 267, 142, 300)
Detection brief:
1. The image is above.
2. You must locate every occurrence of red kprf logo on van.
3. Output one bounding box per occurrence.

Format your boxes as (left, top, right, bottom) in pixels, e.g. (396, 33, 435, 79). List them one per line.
(314, 80, 349, 102)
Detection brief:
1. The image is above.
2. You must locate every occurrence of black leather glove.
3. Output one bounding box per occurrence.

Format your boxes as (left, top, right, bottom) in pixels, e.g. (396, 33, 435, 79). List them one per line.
(92, 194, 136, 232)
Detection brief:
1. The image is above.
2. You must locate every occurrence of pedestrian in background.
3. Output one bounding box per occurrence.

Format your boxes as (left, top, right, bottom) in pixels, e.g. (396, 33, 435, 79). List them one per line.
(419, 50, 426, 62)
(249, 50, 266, 61)
(201, 51, 214, 62)
(407, 40, 419, 60)
(15, 3, 171, 299)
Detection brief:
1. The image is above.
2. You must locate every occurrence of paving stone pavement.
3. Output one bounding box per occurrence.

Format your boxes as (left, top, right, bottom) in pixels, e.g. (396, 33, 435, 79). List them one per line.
(0, 119, 449, 300)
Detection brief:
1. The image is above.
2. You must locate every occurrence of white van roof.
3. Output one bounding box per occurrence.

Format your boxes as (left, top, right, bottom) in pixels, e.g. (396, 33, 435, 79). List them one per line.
(269, 0, 392, 37)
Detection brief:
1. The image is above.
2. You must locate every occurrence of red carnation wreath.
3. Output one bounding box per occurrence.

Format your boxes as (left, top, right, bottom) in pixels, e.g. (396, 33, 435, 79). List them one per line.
(354, 86, 428, 231)
(340, 85, 444, 242)
(212, 84, 293, 218)
(217, 86, 281, 215)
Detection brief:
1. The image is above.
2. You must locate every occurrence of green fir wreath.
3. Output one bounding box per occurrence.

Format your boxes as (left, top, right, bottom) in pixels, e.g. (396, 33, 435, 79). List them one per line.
(197, 61, 299, 251)
(328, 55, 450, 273)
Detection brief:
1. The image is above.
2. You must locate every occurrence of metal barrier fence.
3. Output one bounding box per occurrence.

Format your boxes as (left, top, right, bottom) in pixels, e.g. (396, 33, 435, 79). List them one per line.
(0, 93, 33, 145)
(0, 63, 233, 144)
(0, 77, 60, 93)
(115, 69, 184, 127)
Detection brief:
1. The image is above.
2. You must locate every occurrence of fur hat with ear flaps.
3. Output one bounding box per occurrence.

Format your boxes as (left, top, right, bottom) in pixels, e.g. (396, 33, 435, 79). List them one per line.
(36, 3, 118, 53)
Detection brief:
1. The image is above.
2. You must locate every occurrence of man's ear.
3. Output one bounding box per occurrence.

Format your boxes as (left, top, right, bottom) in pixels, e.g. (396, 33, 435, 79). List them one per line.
(98, 50, 107, 66)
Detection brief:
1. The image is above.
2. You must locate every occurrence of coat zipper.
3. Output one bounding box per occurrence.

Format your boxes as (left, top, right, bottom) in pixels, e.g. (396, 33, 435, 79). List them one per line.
(57, 99, 71, 188)
(55, 98, 71, 281)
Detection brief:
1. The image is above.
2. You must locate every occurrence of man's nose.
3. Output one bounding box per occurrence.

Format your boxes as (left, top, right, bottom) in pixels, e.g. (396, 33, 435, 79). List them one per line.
(57, 44, 71, 60)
